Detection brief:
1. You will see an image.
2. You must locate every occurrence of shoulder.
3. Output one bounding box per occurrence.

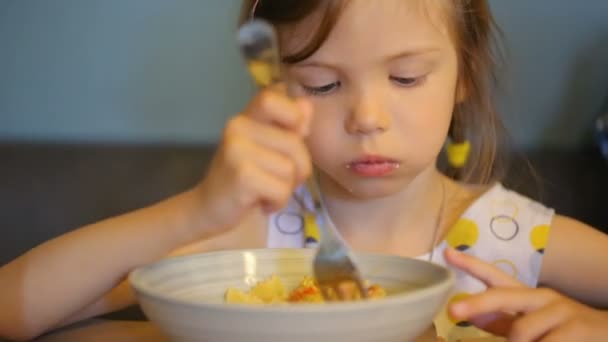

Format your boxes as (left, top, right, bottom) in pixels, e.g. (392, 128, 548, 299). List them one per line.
(547, 214, 604, 253)
(447, 181, 555, 229)
(541, 214, 608, 279)
(550, 214, 596, 234)
(538, 214, 608, 305)
(444, 182, 556, 286)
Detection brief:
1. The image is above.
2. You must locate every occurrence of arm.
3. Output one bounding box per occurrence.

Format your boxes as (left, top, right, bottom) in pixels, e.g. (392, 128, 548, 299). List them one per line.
(0, 88, 311, 341)
(540, 215, 608, 308)
(56, 206, 268, 330)
(0, 190, 213, 341)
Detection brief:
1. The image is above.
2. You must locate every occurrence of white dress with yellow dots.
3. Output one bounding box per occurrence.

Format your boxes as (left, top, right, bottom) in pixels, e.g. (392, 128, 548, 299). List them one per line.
(266, 182, 554, 341)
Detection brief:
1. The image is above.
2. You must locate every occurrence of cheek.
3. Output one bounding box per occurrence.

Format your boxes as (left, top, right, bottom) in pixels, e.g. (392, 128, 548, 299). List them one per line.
(393, 111, 449, 165)
(390, 73, 457, 159)
(305, 132, 337, 172)
(410, 62, 458, 130)
(305, 100, 345, 137)
(406, 94, 454, 137)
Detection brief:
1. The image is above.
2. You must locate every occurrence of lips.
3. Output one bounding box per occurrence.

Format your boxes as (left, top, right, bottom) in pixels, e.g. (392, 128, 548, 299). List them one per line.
(347, 155, 401, 177)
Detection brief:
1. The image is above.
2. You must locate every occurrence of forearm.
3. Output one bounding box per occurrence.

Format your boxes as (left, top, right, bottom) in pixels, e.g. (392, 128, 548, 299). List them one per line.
(56, 278, 137, 330)
(0, 189, 210, 340)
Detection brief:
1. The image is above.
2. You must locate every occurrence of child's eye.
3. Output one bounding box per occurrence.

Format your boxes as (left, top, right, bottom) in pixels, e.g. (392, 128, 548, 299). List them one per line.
(302, 81, 341, 96)
(390, 75, 426, 87)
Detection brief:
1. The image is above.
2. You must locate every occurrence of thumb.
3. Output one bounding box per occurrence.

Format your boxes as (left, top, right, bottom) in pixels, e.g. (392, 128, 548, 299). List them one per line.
(295, 98, 313, 136)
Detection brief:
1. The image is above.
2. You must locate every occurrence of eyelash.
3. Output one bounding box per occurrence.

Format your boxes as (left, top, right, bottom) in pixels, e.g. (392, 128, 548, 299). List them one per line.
(390, 75, 426, 87)
(301, 75, 426, 96)
(302, 82, 341, 96)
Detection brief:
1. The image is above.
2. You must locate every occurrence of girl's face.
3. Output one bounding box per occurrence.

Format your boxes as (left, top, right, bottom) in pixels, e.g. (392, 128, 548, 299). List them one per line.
(284, 0, 460, 198)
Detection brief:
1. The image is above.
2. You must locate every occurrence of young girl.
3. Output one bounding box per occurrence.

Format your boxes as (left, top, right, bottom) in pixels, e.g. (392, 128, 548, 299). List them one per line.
(1, 1, 607, 341)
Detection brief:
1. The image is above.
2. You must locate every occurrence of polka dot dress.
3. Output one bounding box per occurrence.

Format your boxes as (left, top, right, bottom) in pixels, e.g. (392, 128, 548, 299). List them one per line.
(266, 183, 554, 341)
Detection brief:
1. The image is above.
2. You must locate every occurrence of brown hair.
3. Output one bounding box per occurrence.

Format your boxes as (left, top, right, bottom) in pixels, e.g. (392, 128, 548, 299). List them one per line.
(239, 0, 509, 185)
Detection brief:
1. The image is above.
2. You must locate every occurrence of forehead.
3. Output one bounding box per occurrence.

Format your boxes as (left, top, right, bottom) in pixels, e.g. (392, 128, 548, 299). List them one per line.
(279, 0, 455, 62)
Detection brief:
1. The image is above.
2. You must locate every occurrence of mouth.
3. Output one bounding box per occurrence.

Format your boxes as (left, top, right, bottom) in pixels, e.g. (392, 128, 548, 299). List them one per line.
(346, 155, 401, 177)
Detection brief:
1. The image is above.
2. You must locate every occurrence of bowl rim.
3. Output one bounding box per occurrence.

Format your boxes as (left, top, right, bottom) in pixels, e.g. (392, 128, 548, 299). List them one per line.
(128, 248, 454, 313)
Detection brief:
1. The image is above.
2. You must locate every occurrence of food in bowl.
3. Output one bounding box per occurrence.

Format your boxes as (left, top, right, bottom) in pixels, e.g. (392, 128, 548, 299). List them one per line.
(225, 275, 386, 304)
(129, 248, 454, 342)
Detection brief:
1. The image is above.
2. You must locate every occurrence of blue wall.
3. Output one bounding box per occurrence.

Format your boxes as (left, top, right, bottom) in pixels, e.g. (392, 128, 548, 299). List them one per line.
(0, 0, 253, 144)
(491, 0, 608, 148)
(1, 0, 607, 148)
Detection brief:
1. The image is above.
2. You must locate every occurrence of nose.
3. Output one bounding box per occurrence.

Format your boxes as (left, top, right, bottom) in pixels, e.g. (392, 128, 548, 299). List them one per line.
(345, 90, 390, 136)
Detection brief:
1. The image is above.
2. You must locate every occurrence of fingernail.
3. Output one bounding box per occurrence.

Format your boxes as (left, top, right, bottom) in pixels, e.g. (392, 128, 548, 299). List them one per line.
(450, 302, 467, 317)
(448, 248, 463, 256)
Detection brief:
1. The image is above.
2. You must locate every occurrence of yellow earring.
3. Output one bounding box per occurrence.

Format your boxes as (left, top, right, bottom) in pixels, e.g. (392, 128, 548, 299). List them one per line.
(446, 140, 471, 168)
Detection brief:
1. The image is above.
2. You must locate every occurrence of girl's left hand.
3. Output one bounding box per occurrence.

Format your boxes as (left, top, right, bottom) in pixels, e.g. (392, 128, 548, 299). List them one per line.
(444, 248, 608, 341)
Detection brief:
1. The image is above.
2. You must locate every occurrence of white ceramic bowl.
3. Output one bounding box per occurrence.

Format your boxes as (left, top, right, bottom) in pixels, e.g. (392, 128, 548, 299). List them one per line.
(129, 248, 453, 342)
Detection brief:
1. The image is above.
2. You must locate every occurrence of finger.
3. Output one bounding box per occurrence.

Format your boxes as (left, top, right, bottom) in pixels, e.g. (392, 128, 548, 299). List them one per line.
(469, 312, 515, 337)
(539, 321, 582, 342)
(246, 88, 309, 135)
(295, 97, 313, 136)
(258, 151, 296, 183)
(245, 143, 298, 186)
(234, 161, 293, 212)
(444, 248, 522, 288)
(223, 135, 294, 209)
(225, 117, 311, 182)
(450, 288, 558, 321)
(233, 135, 296, 186)
(247, 120, 311, 183)
(509, 300, 574, 342)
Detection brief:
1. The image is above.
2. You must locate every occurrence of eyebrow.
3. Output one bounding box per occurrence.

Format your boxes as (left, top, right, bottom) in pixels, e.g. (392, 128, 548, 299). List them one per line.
(291, 47, 441, 69)
(384, 47, 441, 61)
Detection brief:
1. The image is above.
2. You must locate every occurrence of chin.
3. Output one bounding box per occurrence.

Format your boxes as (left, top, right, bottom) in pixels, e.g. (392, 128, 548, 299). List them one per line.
(334, 175, 413, 199)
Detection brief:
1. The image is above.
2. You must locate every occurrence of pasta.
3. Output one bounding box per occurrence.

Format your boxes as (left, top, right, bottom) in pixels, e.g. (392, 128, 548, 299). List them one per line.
(225, 275, 386, 304)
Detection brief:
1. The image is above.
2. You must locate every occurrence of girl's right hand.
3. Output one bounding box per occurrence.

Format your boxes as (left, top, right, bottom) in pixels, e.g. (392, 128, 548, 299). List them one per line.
(193, 88, 313, 236)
